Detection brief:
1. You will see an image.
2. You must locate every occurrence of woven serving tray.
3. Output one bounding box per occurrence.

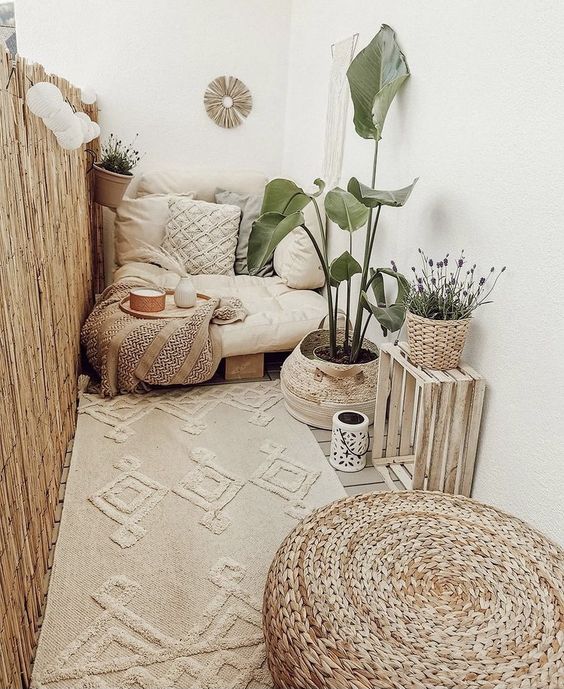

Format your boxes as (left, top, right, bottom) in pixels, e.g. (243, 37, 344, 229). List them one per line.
(119, 291, 210, 319)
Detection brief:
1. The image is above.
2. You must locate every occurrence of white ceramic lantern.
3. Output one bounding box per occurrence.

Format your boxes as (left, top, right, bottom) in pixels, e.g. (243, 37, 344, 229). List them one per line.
(330, 410, 370, 472)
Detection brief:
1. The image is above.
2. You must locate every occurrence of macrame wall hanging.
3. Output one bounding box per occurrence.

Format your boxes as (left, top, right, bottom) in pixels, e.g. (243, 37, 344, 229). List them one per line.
(204, 76, 252, 129)
(322, 34, 358, 189)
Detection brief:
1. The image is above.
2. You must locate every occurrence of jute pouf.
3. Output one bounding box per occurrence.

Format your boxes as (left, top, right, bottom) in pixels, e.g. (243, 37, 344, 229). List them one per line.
(263, 491, 564, 689)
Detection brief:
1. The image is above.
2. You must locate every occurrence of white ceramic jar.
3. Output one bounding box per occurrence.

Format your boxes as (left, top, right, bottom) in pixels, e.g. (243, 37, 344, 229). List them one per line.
(329, 410, 370, 472)
(174, 276, 197, 308)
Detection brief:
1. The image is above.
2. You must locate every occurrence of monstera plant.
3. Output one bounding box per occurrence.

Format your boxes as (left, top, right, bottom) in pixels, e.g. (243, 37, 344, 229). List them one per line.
(248, 25, 417, 365)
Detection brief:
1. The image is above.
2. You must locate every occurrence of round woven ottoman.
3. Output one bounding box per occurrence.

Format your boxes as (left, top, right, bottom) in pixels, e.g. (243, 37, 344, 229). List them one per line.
(263, 491, 564, 689)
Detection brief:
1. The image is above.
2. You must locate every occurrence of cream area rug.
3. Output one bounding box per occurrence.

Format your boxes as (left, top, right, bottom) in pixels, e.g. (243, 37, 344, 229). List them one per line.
(32, 381, 345, 689)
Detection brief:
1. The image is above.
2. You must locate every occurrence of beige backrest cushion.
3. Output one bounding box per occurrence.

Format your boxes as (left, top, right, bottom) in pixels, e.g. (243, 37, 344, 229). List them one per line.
(116, 168, 325, 289)
(273, 201, 325, 289)
(114, 193, 193, 266)
(135, 169, 268, 201)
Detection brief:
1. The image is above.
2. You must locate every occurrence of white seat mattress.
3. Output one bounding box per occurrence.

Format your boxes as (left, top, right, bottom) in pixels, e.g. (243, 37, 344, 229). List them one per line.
(114, 262, 326, 357)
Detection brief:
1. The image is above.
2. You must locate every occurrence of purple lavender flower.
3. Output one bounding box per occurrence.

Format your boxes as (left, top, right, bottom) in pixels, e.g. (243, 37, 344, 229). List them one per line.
(458, 258, 464, 268)
(443, 257, 449, 266)
(479, 277, 486, 286)
(417, 283, 424, 293)
(431, 277, 436, 285)
(417, 277, 423, 284)
(391, 260, 397, 272)
(429, 258, 434, 267)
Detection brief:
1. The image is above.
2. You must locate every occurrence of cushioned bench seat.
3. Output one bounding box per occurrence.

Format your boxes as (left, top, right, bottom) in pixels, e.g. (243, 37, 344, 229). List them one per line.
(114, 262, 326, 358)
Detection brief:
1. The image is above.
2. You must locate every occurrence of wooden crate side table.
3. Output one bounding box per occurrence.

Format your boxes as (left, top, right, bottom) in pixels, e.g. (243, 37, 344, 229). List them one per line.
(372, 342, 485, 496)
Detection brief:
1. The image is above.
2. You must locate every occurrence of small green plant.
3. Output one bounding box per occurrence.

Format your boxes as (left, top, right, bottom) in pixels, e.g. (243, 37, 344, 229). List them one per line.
(99, 133, 141, 175)
(405, 250, 506, 320)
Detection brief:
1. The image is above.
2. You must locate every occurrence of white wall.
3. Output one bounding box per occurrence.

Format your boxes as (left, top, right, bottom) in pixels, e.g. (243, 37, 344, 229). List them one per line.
(284, 0, 564, 544)
(15, 0, 291, 174)
(16, 0, 292, 279)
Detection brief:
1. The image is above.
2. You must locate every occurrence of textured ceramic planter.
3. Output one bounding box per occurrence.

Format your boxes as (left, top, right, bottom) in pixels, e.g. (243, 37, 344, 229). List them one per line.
(280, 329, 379, 430)
(93, 164, 132, 209)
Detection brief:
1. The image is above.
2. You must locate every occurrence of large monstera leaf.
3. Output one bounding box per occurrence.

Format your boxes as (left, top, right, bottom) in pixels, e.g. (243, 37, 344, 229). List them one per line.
(347, 24, 409, 141)
(362, 267, 410, 335)
(324, 187, 369, 232)
(247, 211, 304, 274)
(348, 177, 418, 208)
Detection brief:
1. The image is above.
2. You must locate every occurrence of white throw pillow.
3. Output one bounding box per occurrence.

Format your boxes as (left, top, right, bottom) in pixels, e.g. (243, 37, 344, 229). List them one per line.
(162, 197, 240, 275)
(273, 201, 325, 289)
(114, 193, 194, 266)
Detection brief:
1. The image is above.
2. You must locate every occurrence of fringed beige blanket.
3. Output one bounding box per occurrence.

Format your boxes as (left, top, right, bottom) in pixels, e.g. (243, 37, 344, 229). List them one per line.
(81, 279, 246, 397)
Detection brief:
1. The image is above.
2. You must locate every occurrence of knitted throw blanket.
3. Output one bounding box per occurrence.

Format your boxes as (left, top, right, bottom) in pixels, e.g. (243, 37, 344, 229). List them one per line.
(81, 279, 246, 397)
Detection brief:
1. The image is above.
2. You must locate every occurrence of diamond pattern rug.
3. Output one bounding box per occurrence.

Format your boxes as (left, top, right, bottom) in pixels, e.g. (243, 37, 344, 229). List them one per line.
(31, 381, 345, 689)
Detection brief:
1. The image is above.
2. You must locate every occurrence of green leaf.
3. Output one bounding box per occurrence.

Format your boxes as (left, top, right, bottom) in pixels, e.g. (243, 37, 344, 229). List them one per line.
(261, 179, 311, 215)
(311, 178, 326, 197)
(329, 251, 362, 284)
(362, 267, 410, 335)
(348, 177, 418, 208)
(346, 24, 410, 141)
(247, 211, 304, 274)
(324, 187, 369, 232)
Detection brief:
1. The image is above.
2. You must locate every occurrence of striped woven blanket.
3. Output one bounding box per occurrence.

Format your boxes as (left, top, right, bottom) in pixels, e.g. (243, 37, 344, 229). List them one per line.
(81, 279, 246, 397)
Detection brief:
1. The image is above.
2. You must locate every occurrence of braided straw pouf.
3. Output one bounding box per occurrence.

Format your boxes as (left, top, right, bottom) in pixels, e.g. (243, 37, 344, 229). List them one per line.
(263, 491, 564, 689)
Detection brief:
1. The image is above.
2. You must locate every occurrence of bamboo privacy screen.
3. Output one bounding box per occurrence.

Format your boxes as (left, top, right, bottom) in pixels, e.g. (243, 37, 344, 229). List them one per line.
(0, 49, 102, 688)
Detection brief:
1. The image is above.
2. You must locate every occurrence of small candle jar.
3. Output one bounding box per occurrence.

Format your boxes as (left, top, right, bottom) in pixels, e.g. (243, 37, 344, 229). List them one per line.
(129, 287, 166, 313)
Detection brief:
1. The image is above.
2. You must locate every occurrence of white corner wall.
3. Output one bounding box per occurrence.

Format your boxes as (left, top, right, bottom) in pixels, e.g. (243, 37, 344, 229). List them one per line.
(15, 0, 292, 176)
(284, 1, 564, 544)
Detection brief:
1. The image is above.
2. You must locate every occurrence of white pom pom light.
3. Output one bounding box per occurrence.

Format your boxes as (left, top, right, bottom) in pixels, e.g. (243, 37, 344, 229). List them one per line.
(75, 112, 101, 144)
(55, 119, 84, 150)
(26, 82, 64, 118)
(86, 120, 100, 143)
(42, 102, 76, 133)
(26, 83, 100, 150)
(80, 86, 96, 105)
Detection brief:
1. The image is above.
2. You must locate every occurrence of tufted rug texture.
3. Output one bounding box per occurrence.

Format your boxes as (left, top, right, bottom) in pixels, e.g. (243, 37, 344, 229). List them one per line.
(32, 381, 345, 689)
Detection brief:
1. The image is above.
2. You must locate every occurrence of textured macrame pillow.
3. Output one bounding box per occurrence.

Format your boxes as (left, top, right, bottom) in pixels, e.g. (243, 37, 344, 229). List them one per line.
(162, 197, 240, 275)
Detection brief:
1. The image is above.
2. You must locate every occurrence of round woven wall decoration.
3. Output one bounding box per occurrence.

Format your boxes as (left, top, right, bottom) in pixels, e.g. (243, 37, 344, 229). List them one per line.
(264, 491, 564, 689)
(204, 76, 252, 129)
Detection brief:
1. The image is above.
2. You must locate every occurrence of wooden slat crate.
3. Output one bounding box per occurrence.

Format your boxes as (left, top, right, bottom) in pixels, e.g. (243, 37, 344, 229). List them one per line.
(372, 342, 485, 496)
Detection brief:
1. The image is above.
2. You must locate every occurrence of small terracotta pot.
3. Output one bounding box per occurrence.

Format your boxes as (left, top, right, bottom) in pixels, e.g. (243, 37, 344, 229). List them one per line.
(93, 163, 132, 209)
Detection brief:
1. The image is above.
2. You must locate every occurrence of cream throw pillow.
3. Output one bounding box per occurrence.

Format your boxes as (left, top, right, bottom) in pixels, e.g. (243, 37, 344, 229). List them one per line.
(162, 197, 240, 275)
(114, 193, 194, 266)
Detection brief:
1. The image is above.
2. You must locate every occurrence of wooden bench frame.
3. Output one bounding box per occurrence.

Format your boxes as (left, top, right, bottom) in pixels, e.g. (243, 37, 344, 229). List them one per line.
(224, 353, 265, 381)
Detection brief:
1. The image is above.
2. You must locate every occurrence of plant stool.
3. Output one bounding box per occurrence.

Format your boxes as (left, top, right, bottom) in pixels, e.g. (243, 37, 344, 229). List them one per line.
(263, 491, 564, 689)
(372, 342, 485, 495)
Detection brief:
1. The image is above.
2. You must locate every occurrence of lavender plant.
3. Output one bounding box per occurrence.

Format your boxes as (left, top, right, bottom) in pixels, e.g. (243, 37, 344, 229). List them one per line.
(99, 133, 141, 176)
(405, 250, 506, 321)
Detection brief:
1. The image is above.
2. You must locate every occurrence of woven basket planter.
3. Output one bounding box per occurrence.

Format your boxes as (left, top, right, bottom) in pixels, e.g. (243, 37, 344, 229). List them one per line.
(280, 329, 379, 430)
(406, 311, 471, 370)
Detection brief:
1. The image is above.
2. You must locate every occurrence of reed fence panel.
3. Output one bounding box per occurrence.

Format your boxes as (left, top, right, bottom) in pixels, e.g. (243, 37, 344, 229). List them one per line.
(0, 49, 102, 688)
